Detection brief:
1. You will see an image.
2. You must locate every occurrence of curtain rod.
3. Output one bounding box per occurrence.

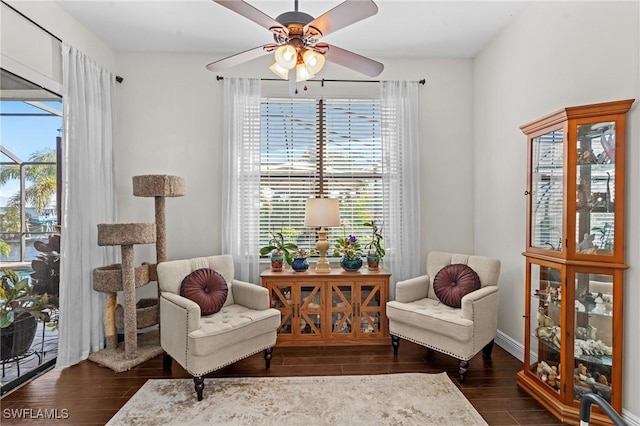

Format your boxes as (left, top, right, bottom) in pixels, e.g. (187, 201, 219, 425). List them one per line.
(1, 0, 124, 84)
(216, 75, 425, 86)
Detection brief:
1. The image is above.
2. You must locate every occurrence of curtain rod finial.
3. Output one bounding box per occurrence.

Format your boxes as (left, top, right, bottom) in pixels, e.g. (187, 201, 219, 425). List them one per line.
(115, 76, 123, 83)
(217, 75, 224, 81)
(419, 79, 425, 85)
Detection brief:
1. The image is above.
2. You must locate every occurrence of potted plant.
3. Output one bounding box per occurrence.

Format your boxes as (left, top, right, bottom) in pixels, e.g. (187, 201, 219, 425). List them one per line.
(333, 234, 363, 272)
(291, 248, 310, 272)
(363, 220, 385, 271)
(31, 234, 60, 307)
(259, 231, 298, 271)
(1, 269, 54, 361)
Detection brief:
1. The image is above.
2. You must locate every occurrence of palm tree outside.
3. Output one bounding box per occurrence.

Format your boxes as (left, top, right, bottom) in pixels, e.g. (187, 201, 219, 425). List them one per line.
(0, 149, 57, 259)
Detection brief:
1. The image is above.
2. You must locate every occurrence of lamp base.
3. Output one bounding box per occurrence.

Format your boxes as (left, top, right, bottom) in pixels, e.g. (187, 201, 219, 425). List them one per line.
(315, 257, 331, 274)
(315, 227, 331, 274)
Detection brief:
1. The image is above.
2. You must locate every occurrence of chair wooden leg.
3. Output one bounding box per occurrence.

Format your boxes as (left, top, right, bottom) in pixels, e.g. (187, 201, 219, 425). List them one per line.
(264, 347, 273, 369)
(162, 353, 172, 369)
(482, 339, 495, 358)
(194, 376, 204, 401)
(458, 360, 469, 383)
(391, 335, 400, 356)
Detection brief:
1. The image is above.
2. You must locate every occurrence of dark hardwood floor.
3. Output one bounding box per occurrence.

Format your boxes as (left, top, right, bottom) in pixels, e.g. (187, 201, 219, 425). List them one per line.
(1, 341, 563, 425)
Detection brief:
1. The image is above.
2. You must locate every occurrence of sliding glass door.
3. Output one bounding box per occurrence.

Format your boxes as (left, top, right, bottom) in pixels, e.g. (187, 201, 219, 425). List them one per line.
(0, 68, 61, 395)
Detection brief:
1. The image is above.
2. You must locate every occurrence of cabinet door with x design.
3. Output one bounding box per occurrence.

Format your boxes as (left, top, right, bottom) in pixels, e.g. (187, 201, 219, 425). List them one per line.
(330, 280, 387, 343)
(261, 268, 390, 346)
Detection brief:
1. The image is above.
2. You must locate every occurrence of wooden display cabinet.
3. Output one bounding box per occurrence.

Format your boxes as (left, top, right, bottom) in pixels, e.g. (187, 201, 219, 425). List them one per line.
(517, 99, 634, 425)
(260, 267, 390, 346)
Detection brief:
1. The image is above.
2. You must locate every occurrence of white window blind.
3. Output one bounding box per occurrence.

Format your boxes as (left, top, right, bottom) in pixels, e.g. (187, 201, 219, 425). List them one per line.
(260, 97, 383, 253)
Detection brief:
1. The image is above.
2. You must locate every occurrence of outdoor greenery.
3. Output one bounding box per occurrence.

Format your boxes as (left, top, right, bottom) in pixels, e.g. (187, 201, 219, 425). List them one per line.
(0, 148, 57, 258)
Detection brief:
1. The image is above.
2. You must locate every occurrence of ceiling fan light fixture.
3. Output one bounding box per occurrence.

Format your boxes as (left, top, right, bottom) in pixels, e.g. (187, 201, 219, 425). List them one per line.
(295, 63, 315, 82)
(274, 45, 297, 70)
(303, 49, 325, 74)
(269, 62, 290, 80)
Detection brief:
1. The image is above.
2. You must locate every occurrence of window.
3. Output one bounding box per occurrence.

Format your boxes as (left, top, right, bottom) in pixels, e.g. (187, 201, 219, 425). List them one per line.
(0, 69, 62, 263)
(260, 97, 382, 253)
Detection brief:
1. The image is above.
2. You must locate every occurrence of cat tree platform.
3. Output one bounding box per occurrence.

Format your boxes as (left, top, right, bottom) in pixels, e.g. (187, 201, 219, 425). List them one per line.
(88, 223, 161, 372)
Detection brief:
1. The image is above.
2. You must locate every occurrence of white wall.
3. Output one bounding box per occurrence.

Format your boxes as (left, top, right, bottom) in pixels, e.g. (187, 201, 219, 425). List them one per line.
(114, 54, 477, 270)
(474, 0, 640, 420)
(1, 0, 116, 85)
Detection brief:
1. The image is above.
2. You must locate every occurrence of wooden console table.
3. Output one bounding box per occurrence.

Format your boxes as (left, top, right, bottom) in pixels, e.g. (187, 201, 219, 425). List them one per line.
(260, 267, 391, 346)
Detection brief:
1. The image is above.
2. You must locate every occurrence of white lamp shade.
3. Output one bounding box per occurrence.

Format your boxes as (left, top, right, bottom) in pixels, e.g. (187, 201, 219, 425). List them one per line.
(274, 45, 297, 70)
(295, 63, 315, 82)
(303, 49, 326, 74)
(269, 62, 289, 80)
(304, 198, 340, 227)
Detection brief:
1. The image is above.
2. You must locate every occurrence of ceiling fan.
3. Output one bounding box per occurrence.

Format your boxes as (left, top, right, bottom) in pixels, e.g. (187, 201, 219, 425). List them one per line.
(206, 0, 384, 81)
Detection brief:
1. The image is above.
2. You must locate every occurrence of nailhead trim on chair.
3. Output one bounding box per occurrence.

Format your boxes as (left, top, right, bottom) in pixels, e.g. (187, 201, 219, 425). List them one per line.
(163, 294, 274, 377)
(185, 345, 274, 377)
(389, 332, 474, 362)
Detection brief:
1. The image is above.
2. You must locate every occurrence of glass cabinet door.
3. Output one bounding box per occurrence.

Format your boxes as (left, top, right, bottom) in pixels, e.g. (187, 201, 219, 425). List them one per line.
(531, 129, 564, 252)
(572, 271, 614, 404)
(331, 284, 353, 335)
(359, 284, 382, 336)
(575, 121, 616, 257)
(528, 263, 562, 395)
(299, 284, 322, 336)
(269, 284, 292, 335)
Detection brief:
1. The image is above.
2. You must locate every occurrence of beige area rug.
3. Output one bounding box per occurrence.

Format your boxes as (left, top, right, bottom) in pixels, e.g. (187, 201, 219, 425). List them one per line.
(107, 372, 487, 426)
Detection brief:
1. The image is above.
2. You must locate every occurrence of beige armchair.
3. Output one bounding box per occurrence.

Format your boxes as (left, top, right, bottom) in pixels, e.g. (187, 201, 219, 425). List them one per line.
(386, 251, 501, 383)
(157, 255, 280, 400)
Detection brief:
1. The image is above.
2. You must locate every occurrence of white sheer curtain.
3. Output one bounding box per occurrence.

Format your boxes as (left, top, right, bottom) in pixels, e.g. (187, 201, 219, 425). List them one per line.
(56, 43, 117, 368)
(380, 81, 422, 298)
(221, 78, 262, 283)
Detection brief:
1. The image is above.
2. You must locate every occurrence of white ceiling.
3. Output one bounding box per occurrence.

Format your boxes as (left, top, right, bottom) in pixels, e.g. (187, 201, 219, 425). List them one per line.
(54, 0, 529, 58)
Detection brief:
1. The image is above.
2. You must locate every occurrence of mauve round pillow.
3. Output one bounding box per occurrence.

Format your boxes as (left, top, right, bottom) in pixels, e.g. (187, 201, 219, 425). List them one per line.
(180, 268, 228, 316)
(433, 264, 481, 308)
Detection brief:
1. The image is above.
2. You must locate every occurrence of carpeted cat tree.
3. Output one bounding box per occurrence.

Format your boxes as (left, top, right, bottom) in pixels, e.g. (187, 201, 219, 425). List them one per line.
(88, 175, 185, 372)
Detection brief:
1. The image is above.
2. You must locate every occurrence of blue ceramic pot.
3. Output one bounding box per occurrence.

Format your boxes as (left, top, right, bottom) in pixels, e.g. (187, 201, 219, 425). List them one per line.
(291, 257, 309, 272)
(340, 257, 363, 272)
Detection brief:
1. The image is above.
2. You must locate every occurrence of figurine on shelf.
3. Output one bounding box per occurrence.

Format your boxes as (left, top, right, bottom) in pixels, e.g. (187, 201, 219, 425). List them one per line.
(597, 374, 609, 386)
(577, 233, 596, 254)
(578, 148, 597, 164)
(547, 366, 559, 389)
(552, 326, 561, 347)
(592, 295, 607, 315)
(574, 363, 589, 386)
(576, 325, 597, 341)
(537, 307, 555, 328)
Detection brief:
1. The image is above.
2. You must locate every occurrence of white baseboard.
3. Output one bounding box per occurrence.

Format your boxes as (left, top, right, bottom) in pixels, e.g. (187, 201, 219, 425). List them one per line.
(495, 329, 524, 362)
(495, 330, 639, 425)
(622, 409, 640, 426)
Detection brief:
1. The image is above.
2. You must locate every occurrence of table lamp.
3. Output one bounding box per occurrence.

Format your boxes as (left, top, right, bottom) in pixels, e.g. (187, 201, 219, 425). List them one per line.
(304, 197, 341, 273)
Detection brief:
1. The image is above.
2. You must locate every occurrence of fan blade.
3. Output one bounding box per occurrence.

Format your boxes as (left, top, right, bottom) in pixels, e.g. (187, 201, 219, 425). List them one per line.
(213, 0, 287, 34)
(321, 44, 384, 77)
(206, 45, 272, 71)
(304, 0, 378, 38)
